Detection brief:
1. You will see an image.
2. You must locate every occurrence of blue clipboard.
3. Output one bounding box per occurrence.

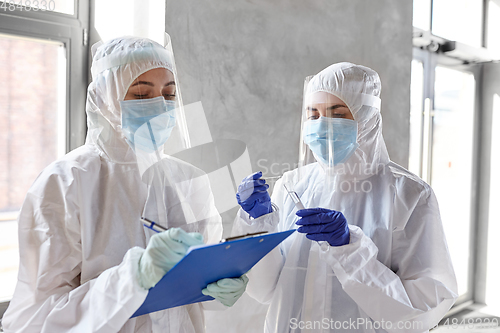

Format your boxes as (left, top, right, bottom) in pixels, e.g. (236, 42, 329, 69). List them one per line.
(131, 229, 295, 318)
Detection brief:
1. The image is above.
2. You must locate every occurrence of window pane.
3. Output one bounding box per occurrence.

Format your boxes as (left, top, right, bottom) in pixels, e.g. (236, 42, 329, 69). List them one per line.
(431, 66, 475, 297)
(432, 0, 483, 48)
(487, 0, 500, 56)
(0, 219, 19, 302)
(486, 94, 500, 312)
(0, 0, 75, 15)
(0, 34, 66, 301)
(413, 0, 432, 30)
(409, 60, 424, 176)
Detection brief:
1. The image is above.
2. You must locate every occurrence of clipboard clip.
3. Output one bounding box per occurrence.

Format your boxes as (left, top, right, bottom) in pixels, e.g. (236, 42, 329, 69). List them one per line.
(220, 231, 268, 243)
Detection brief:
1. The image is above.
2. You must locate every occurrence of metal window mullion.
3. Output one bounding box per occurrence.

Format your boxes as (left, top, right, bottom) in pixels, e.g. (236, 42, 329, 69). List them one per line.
(421, 50, 436, 184)
(469, 64, 486, 305)
(482, 0, 488, 48)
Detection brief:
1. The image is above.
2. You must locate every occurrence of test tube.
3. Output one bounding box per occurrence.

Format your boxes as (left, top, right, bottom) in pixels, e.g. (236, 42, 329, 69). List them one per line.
(283, 182, 305, 210)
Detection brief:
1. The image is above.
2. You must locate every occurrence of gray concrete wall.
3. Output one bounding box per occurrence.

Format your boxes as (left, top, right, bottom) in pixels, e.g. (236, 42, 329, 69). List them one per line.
(165, 0, 413, 177)
(165, 1, 412, 332)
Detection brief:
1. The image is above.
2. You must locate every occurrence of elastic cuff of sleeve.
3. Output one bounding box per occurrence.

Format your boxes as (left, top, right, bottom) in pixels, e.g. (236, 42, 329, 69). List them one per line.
(247, 203, 277, 220)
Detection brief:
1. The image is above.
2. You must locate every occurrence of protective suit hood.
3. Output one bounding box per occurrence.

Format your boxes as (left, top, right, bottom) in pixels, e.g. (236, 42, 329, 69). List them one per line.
(303, 62, 390, 180)
(85, 36, 177, 163)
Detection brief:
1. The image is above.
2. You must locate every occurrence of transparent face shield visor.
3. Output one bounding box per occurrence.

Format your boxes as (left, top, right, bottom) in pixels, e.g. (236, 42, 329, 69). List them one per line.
(297, 76, 359, 194)
(122, 33, 189, 165)
(117, 34, 219, 237)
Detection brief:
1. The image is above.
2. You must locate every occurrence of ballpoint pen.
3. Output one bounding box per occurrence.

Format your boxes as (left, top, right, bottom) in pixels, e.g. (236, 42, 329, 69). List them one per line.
(141, 217, 168, 233)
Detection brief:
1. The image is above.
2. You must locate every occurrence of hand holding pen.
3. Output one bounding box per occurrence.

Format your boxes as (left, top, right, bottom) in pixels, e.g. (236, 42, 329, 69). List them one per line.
(141, 217, 169, 233)
(137, 217, 204, 289)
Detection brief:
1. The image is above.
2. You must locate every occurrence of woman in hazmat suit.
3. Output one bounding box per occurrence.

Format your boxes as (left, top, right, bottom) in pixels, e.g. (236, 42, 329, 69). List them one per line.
(2, 35, 247, 333)
(233, 62, 458, 332)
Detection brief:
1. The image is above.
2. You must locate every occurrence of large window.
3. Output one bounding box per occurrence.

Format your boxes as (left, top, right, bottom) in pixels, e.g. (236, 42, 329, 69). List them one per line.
(0, 34, 67, 302)
(432, 66, 475, 297)
(410, 49, 479, 306)
(486, 94, 500, 314)
(0, 0, 89, 320)
(412, 0, 500, 314)
(413, 0, 484, 48)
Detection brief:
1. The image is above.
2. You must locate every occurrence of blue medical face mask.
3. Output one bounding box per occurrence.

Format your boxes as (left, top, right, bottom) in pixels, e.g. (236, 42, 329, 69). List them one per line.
(303, 117, 359, 166)
(120, 96, 176, 153)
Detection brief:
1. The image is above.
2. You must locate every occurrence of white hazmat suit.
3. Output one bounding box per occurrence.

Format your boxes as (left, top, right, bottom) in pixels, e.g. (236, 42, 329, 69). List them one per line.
(233, 63, 458, 333)
(2, 36, 223, 333)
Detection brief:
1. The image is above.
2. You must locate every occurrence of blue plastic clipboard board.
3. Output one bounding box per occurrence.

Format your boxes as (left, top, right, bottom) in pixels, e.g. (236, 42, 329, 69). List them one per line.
(131, 229, 295, 318)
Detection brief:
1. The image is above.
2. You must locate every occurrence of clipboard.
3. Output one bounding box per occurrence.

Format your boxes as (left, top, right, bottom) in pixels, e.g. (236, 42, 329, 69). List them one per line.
(131, 229, 295, 318)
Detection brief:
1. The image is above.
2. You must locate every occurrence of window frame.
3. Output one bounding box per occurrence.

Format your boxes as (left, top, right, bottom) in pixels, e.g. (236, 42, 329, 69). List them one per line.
(0, 0, 89, 321)
(412, 0, 495, 316)
(412, 46, 482, 309)
(0, 0, 89, 151)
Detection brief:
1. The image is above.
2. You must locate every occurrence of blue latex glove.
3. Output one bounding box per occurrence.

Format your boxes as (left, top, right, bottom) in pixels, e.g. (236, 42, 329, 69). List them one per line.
(295, 208, 350, 246)
(202, 274, 249, 307)
(236, 171, 272, 219)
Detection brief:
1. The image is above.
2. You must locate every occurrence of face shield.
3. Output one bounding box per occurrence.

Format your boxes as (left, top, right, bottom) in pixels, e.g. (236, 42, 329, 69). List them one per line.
(87, 34, 221, 242)
(299, 77, 359, 172)
(290, 63, 386, 205)
(87, 34, 190, 160)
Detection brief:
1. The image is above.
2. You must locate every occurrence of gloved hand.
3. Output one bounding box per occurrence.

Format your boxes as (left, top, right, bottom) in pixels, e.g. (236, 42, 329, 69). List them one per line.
(138, 228, 204, 289)
(296, 208, 350, 246)
(236, 171, 272, 219)
(202, 274, 249, 307)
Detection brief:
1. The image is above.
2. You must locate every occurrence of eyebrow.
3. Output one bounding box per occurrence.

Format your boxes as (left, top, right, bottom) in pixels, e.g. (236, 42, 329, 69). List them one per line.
(326, 104, 348, 111)
(306, 104, 347, 111)
(130, 80, 176, 87)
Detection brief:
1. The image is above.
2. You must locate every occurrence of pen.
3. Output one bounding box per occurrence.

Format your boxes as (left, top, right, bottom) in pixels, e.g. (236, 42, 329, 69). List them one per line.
(141, 217, 168, 233)
(220, 231, 268, 243)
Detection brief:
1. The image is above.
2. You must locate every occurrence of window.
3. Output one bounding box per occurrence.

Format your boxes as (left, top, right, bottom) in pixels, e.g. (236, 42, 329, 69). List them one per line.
(409, 60, 424, 175)
(486, 94, 500, 313)
(412, 0, 500, 314)
(432, 66, 475, 297)
(487, 0, 500, 55)
(0, 0, 89, 320)
(432, 0, 483, 48)
(410, 49, 478, 305)
(413, 0, 431, 30)
(0, 34, 67, 302)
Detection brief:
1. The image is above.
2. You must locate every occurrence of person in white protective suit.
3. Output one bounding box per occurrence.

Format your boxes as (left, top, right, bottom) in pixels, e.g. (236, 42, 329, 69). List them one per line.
(2, 35, 247, 333)
(233, 62, 458, 333)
